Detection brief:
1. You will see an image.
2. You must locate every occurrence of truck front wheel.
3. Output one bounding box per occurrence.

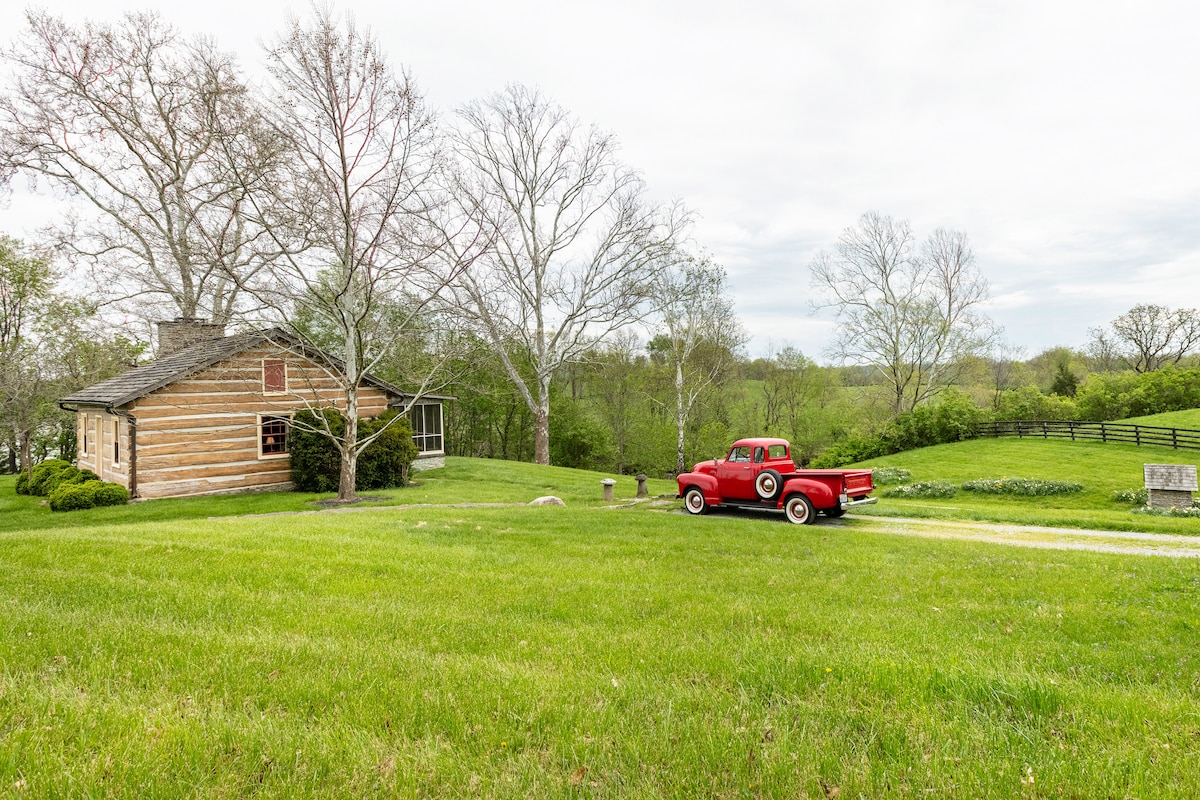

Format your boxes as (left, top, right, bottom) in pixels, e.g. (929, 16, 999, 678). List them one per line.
(683, 487, 708, 515)
(784, 493, 816, 525)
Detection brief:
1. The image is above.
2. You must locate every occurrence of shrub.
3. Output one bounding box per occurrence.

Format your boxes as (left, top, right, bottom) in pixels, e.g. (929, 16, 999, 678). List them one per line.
(73, 469, 101, 484)
(47, 480, 129, 512)
(90, 482, 129, 507)
(290, 409, 345, 493)
(881, 481, 958, 499)
(1113, 488, 1148, 505)
(49, 482, 97, 512)
(871, 467, 912, 485)
(994, 386, 1079, 422)
(28, 459, 78, 496)
(961, 478, 1084, 496)
(290, 409, 418, 493)
(15, 471, 31, 495)
(357, 413, 418, 490)
(809, 436, 890, 468)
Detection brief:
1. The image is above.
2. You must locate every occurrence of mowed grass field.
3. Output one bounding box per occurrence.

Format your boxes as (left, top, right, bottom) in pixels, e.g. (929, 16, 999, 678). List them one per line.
(854, 438, 1200, 533)
(3, 459, 1200, 798)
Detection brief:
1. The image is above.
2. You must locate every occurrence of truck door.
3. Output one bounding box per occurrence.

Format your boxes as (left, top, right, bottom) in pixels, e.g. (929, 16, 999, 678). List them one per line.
(717, 445, 755, 499)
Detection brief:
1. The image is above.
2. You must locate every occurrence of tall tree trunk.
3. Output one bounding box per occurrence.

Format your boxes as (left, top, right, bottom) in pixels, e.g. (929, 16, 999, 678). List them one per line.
(675, 361, 687, 474)
(338, 410, 358, 503)
(533, 373, 552, 465)
(6, 438, 16, 474)
(19, 430, 33, 476)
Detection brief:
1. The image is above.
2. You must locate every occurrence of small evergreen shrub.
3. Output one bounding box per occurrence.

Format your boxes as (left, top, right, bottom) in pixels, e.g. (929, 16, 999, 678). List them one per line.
(961, 478, 1084, 496)
(881, 481, 958, 499)
(73, 469, 101, 484)
(290, 409, 418, 493)
(15, 471, 31, 495)
(1113, 488, 1148, 505)
(357, 413, 418, 490)
(28, 459, 78, 496)
(49, 482, 97, 512)
(48, 480, 129, 512)
(871, 467, 912, 485)
(90, 482, 129, 507)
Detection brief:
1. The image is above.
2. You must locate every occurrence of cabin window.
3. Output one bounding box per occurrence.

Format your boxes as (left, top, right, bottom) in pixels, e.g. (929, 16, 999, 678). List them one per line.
(112, 419, 121, 465)
(408, 403, 444, 454)
(263, 359, 288, 394)
(260, 415, 289, 457)
(80, 417, 89, 456)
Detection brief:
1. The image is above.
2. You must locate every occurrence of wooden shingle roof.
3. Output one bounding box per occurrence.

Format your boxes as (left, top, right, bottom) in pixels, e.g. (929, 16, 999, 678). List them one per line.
(58, 327, 445, 410)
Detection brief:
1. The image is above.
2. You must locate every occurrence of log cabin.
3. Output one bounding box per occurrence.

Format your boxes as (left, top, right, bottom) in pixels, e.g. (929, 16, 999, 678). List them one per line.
(59, 318, 449, 500)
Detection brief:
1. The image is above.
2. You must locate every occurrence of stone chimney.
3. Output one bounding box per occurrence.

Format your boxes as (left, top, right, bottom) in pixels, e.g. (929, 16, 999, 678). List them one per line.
(156, 317, 227, 357)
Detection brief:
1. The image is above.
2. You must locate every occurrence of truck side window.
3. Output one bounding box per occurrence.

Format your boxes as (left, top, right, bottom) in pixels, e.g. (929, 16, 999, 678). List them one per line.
(753, 447, 764, 463)
(768, 444, 788, 460)
(728, 446, 751, 462)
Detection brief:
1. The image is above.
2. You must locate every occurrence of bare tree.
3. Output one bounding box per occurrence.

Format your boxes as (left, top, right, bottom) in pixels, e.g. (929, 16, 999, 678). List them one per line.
(987, 337, 1028, 409)
(234, 9, 485, 502)
(810, 212, 994, 414)
(649, 254, 745, 473)
(0, 10, 271, 325)
(1106, 304, 1200, 373)
(1084, 326, 1123, 373)
(446, 85, 687, 465)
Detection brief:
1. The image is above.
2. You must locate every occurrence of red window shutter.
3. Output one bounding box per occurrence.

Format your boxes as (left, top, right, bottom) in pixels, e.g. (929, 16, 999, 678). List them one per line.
(263, 359, 286, 393)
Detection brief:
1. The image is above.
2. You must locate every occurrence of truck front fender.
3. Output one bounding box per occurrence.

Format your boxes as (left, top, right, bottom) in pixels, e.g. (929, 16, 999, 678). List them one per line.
(778, 478, 836, 510)
(677, 472, 720, 505)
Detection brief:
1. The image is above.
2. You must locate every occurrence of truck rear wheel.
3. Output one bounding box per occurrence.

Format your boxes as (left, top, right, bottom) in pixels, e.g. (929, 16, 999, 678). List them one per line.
(683, 487, 708, 515)
(784, 493, 816, 525)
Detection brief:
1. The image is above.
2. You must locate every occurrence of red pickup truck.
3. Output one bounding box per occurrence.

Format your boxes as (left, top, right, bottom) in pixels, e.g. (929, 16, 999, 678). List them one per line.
(676, 437, 876, 524)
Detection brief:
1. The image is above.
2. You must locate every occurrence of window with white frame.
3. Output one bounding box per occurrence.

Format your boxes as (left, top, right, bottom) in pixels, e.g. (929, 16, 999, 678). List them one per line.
(259, 415, 290, 458)
(80, 416, 89, 456)
(112, 419, 121, 465)
(408, 403, 443, 454)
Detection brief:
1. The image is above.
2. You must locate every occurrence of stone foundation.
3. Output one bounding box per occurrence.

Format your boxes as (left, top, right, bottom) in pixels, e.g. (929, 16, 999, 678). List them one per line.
(412, 455, 445, 471)
(1148, 488, 1195, 509)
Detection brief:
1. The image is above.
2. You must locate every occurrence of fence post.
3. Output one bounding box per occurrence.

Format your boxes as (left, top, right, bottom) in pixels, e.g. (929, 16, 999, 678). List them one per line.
(1101, 423, 1107, 443)
(1135, 426, 1141, 446)
(1173, 429, 1179, 449)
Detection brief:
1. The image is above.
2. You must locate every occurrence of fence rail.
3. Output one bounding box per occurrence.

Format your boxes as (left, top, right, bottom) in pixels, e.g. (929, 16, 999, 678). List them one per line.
(975, 420, 1200, 452)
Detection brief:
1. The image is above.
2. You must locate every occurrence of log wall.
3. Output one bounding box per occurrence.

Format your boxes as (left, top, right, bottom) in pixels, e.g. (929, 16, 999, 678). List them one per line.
(115, 343, 391, 500)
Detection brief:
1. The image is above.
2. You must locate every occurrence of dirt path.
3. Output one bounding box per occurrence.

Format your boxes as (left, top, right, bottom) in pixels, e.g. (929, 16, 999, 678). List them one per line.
(847, 515, 1200, 559)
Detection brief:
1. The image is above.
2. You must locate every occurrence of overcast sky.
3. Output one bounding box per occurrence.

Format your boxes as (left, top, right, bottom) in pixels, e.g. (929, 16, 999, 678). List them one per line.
(2, 0, 1197, 360)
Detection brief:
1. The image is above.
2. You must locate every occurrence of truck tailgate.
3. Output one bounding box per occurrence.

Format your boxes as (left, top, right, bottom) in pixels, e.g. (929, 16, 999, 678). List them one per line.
(843, 470, 874, 494)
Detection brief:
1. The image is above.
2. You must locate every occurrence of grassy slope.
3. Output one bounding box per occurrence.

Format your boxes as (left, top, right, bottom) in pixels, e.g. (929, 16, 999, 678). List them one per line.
(852, 438, 1200, 533)
(3, 500, 1200, 798)
(1120, 408, 1200, 429)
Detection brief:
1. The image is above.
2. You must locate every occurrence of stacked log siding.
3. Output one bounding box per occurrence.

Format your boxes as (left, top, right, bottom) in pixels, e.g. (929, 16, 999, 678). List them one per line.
(128, 344, 391, 499)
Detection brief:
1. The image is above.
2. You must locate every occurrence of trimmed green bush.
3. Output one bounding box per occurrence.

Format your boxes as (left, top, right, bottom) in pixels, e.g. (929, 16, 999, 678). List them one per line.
(871, 467, 912, 485)
(48, 480, 129, 512)
(881, 481, 958, 499)
(49, 482, 98, 512)
(28, 459, 78, 496)
(91, 482, 129, 507)
(73, 468, 101, 484)
(15, 471, 31, 495)
(961, 478, 1084, 496)
(290, 409, 418, 493)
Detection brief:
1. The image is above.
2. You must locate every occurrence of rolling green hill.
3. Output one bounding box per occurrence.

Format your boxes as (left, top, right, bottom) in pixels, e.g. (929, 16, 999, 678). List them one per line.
(854, 438, 1200, 532)
(1119, 408, 1200, 429)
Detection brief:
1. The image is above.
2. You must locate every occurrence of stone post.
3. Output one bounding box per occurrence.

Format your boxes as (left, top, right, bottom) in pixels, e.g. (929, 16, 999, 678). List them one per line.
(600, 478, 616, 502)
(636, 474, 649, 498)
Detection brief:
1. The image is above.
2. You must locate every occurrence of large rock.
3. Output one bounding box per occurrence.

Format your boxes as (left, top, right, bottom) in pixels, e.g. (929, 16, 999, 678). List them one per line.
(529, 495, 565, 506)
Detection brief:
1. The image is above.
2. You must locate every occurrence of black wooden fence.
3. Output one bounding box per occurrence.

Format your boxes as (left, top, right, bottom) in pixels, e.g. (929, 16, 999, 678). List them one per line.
(975, 421, 1200, 452)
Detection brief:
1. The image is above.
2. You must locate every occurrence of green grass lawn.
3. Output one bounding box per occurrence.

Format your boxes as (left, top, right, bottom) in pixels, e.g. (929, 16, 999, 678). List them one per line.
(1121, 408, 1200, 429)
(0, 458, 678, 534)
(3, 494, 1199, 798)
(853, 438, 1200, 534)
